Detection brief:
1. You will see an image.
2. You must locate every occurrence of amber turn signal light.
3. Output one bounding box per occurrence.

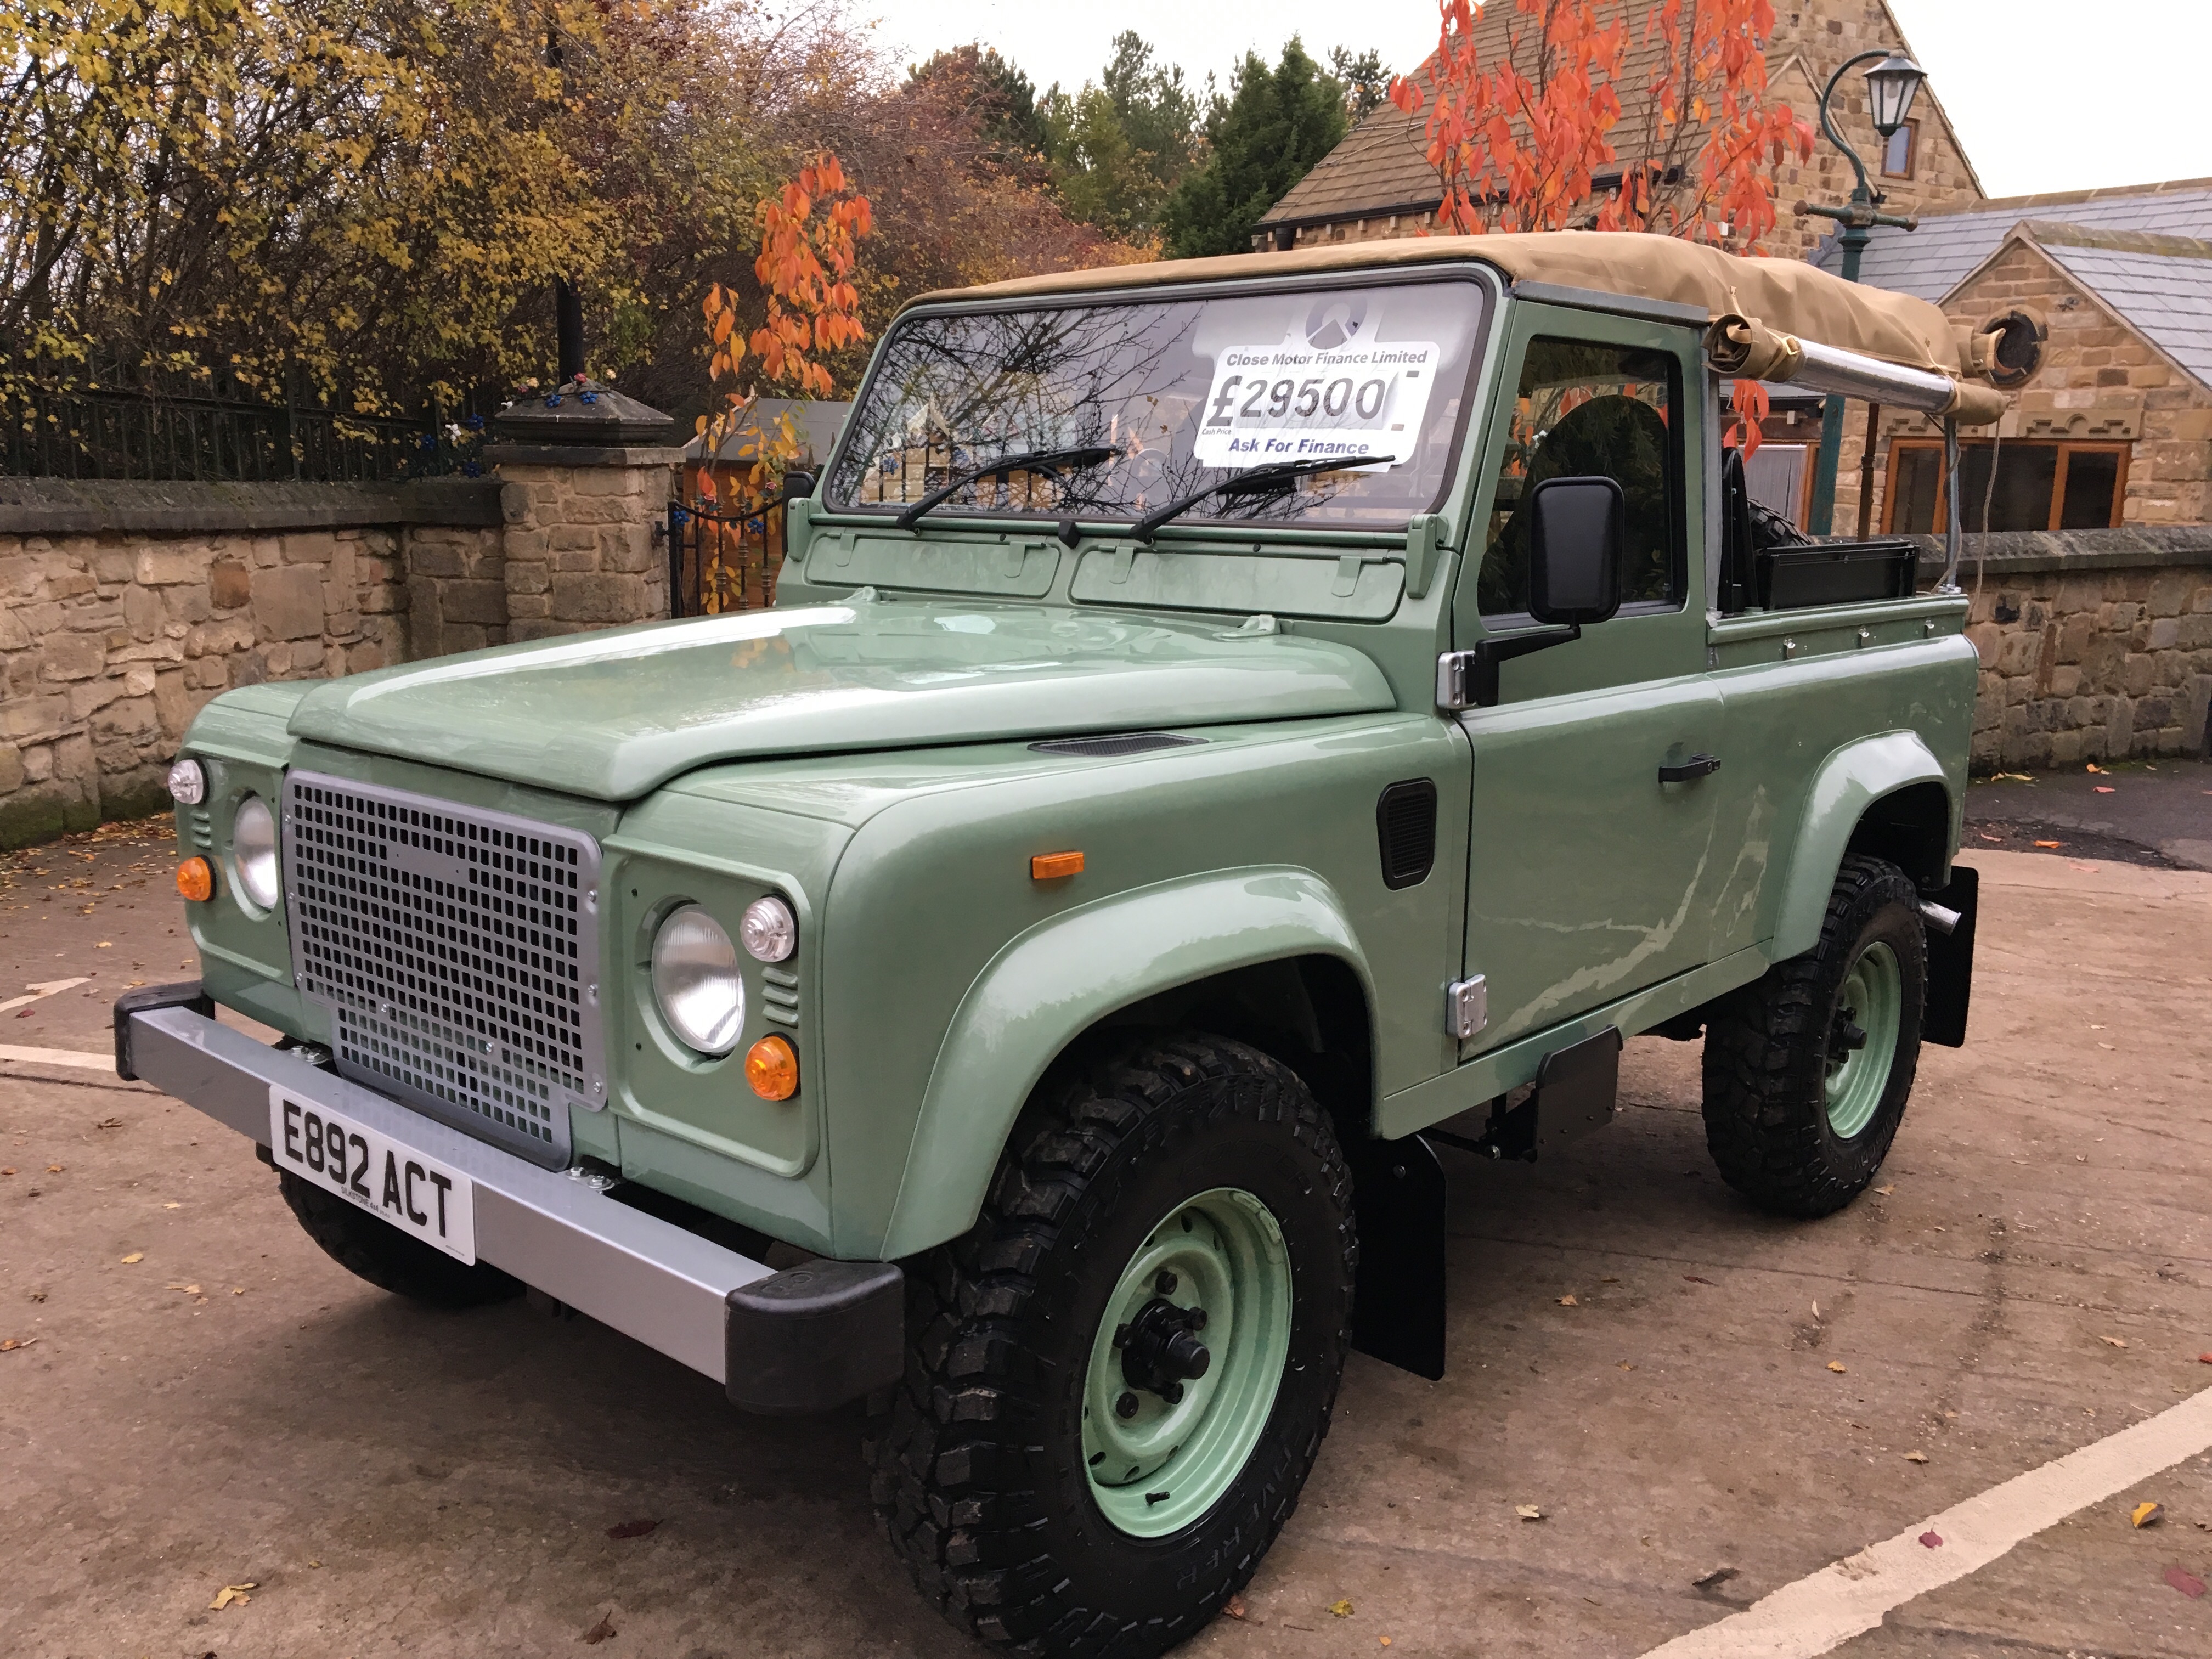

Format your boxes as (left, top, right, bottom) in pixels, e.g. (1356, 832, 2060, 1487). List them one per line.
(1030, 850, 1085, 881)
(745, 1034, 799, 1101)
(176, 857, 213, 902)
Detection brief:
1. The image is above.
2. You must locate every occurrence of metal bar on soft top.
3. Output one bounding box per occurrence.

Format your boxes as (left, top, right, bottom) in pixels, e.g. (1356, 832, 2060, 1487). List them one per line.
(123, 1004, 772, 1383)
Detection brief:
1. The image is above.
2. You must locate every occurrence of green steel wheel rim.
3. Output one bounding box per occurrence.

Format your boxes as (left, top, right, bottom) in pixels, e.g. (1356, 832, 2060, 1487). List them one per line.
(1080, 1187, 1293, 1539)
(1825, 939, 1902, 1139)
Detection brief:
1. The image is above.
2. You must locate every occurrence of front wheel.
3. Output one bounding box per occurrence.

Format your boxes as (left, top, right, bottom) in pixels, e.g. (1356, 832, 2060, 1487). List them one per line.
(1701, 854, 1928, 1216)
(869, 1035, 1356, 1659)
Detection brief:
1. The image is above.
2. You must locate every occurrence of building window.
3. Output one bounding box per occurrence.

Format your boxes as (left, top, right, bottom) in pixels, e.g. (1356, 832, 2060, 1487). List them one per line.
(1881, 119, 1917, 180)
(1884, 438, 2130, 533)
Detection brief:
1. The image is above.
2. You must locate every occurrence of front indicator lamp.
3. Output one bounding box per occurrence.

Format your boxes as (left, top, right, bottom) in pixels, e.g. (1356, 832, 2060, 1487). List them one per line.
(652, 904, 746, 1056)
(176, 857, 214, 902)
(746, 1034, 799, 1100)
(232, 795, 280, 911)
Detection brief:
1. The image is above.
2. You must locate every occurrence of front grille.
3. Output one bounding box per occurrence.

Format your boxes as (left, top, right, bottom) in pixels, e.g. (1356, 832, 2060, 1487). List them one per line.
(283, 770, 602, 1167)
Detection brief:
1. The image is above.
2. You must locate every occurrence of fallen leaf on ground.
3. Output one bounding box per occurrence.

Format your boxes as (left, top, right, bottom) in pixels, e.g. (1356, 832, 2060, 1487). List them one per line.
(581, 1614, 617, 1644)
(606, 1518, 659, 1540)
(1, 1169, 13, 1176)
(1683, 1274, 1714, 1285)
(1516, 1504, 1544, 1521)
(0, 1337, 38, 1351)
(1618, 1361, 1636, 1370)
(1691, 1566, 1737, 1589)
(1918, 1531, 1943, 1548)
(1223, 1595, 1248, 1621)
(2094, 786, 2116, 794)
(2086, 763, 2106, 774)
(2132, 1502, 2164, 1527)
(120, 1252, 143, 1265)
(1558, 1295, 1579, 1307)
(163, 1201, 180, 1209)
(47, 1164, 60, 1173)
(95, 940, 111, 948)
(1827, 1362, 1848, 1373)
(2165, 1564, 2207, 1599)
(2034, 840, 2063, 849)
(2199, 1353, 2212, 1364)
(1379, 1639, 1392, 1648)
(1328, 1599, 1355, 1617)
(1905, 1451, 1929, 1463)
(208, 1584, 256, 1610)
(1874, 1184, 1894, 1195)
(2101, 1336, 2129, 1349)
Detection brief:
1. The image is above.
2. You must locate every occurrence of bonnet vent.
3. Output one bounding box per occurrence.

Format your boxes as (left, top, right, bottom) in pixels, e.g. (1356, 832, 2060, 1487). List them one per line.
(1376, 778, 1438, 889)
(1029, 732, 1207, 758)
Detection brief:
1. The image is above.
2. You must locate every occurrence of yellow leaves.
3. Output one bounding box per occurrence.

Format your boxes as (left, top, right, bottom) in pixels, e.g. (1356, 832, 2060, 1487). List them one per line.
(2132, 1502, 2163, 1527)
(1328, 1599, 1355, 1617)
(1826, 1361, 1847, 1373)
(209, 1583, 256, 1610)
(121, 1252, 144, 1265)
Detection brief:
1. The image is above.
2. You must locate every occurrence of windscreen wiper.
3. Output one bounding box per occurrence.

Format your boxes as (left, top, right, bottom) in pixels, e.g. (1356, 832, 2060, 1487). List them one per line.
(1129, 454, 1394, 544)
(894, 445, 1118, 530)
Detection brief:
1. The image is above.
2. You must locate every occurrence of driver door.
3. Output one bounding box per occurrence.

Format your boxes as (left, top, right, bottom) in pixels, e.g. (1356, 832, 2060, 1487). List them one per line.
(1451, 304, 1724, 1054)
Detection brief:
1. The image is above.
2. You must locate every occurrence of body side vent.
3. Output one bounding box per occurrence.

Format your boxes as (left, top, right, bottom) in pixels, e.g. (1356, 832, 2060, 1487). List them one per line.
(1376, 778, 1438, 890)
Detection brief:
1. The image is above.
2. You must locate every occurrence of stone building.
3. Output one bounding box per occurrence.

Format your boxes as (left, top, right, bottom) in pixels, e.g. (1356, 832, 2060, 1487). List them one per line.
(1254, 0, 1984, 255)
(1812, 179, 2212, 535)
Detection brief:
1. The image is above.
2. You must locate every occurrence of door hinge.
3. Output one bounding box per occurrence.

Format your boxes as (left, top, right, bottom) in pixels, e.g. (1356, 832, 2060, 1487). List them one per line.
(1447, 975, 1488, 1040)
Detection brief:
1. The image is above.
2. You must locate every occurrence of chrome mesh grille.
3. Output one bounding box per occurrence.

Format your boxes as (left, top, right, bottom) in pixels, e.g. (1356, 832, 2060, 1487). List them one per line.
(283, 770, 602, 1166)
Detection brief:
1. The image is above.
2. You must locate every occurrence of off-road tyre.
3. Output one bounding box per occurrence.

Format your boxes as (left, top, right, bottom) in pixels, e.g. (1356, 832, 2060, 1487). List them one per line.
(867, 1034, 1357, 1659)
(277, 1169, 523, 1308)
(1701, 854, 1927, 1217)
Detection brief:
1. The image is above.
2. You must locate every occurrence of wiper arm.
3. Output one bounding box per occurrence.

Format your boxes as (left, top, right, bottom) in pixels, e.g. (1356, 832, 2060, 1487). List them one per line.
(894, 445, 1117, 531)
(1130, 454, 1393, 544)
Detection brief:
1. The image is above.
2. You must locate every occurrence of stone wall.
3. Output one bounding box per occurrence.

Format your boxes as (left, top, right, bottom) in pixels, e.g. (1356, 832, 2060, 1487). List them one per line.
(1, 479, 504, 846)
(493, 452, 673, 641)
(1913, 527, 2212, 769)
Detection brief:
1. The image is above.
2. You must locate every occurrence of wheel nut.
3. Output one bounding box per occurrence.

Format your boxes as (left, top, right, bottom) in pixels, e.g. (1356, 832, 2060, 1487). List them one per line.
(1115, 1391, 1140, 1419)
(1161, 1382, 1184, 1405)
(1154, 1270, 1178, 1295)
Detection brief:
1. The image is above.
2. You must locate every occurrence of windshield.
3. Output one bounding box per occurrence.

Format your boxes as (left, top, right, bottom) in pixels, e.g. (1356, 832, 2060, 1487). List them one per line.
(825, 276, 1490, 532)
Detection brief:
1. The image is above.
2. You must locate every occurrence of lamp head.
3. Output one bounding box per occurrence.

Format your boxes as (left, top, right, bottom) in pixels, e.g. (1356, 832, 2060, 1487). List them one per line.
(1864, 51, 1927, 139)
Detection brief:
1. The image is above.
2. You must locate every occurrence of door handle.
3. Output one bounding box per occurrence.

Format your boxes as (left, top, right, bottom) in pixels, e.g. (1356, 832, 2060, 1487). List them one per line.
(1658, 753, 1722, 783)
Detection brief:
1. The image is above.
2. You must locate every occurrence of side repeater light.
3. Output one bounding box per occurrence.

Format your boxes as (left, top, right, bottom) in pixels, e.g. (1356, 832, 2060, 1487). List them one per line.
(176, 857, 214, 902)
(746, 1035, 799, 1101)
(1030, 850, 1085, 881)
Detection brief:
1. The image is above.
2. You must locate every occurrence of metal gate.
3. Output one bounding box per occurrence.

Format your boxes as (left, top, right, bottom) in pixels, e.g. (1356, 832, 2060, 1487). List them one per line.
(665, 494, 785, 618)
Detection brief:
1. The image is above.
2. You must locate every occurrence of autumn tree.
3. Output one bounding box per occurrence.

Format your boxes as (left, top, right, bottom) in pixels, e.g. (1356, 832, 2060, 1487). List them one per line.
(1390, 0, 1813, 246)
(1038, 33, 1203, 242)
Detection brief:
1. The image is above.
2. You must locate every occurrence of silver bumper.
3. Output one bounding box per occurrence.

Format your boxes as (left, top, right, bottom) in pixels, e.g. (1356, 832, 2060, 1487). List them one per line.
(120, 994, 900, 1412)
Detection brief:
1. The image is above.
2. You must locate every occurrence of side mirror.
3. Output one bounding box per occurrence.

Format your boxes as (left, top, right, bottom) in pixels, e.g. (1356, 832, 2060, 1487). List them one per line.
(1527, 475, 1624, 627)
(782, 470, 817, 504)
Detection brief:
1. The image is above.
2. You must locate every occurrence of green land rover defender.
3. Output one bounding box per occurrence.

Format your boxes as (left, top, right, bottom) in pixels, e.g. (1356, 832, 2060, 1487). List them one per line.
(121, 233, 2009, 1657)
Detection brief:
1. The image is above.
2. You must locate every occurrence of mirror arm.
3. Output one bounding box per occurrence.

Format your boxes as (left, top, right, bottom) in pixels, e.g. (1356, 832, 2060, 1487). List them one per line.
(1438, 625, 1581, 710)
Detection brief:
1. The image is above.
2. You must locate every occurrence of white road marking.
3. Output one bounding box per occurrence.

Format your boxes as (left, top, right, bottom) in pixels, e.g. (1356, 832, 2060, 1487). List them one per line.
(1639, 1384, 2212, 1658)
(0, 978, 91, 1015)
(0, 1043, 115, 1073)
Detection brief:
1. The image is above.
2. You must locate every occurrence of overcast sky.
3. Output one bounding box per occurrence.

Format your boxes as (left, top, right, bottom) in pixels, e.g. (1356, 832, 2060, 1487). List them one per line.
(862, 1, 2211, 200)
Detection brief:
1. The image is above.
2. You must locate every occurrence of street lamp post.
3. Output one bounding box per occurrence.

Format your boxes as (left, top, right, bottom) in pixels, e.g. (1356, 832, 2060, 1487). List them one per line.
(1799, 49, 1929, 535)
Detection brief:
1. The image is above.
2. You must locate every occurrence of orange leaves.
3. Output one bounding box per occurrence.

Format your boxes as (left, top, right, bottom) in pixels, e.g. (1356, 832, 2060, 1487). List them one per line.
(1725, 378, 1769, 459)
(1404, 0, 1807, 248)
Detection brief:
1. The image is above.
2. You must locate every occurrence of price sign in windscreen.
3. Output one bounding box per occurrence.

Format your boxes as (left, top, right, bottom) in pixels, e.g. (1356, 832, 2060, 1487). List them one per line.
(1194, 295, 1438, 470)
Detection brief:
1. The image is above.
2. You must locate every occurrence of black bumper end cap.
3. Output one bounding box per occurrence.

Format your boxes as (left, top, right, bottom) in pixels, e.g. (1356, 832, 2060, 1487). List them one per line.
(725, 1259, 903, 1416)
(112, 981, 213, 1081)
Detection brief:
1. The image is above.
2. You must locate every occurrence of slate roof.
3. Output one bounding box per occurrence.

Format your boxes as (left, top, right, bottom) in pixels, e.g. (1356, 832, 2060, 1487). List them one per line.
(1810, 177, 2212, 299)
(2036, 233, 2212, 391)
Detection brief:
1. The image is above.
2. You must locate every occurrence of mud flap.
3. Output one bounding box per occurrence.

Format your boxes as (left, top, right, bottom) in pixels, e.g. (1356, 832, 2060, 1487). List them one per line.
(1923, 864, 1978, 1048)
(1345, 1131, 1447, 1380)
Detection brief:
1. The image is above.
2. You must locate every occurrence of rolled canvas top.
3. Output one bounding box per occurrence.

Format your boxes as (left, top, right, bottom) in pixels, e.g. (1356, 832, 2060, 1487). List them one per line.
(904, 232, 1969, 383)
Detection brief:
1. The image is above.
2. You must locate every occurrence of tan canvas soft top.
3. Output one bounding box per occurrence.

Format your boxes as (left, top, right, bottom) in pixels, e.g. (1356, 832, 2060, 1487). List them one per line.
(906, 231, 1975, 388)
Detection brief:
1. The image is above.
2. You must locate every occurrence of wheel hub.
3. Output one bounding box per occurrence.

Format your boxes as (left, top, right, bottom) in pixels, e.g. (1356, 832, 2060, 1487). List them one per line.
(1116, 1294, 1212, 1403)
(1824, 940, 1902, 1140)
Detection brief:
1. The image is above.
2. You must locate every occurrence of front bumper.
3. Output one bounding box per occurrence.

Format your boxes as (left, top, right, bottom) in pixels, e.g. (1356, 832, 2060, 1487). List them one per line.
(115, 986, 901, 1414)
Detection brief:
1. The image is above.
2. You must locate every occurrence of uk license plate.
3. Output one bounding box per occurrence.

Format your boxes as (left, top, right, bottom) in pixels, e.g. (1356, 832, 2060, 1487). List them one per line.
(268, 1085, 477, 1262)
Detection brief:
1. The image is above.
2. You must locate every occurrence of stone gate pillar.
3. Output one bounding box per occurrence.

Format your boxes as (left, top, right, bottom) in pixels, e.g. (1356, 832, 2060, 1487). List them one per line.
(484, 381, 683, 641)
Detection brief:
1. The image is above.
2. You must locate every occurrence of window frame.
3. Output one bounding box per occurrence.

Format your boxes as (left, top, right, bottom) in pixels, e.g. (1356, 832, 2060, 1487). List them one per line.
(1880, 118, 1918, 180)
(1881, 436, 2131, 534)
(1473, 329, 1690, 622)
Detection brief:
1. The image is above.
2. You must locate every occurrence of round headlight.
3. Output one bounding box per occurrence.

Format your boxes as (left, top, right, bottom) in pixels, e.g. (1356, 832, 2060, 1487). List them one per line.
(167, 757, 206, 806)
(232, 794, 280, 911)
(652, 905, 745, 1056)
(739, 895, 797, 963)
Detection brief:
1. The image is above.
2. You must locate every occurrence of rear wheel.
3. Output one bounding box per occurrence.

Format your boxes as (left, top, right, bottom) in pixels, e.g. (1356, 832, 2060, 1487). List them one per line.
(869, 1034, 1356, 1659)
(278, 1170, 523, 1308)
(1701, 855, 1927, 1216)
